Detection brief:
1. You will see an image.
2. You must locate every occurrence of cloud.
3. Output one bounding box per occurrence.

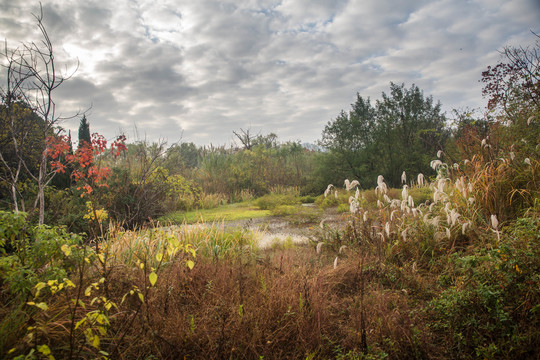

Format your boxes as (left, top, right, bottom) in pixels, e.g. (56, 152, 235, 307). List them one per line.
(1, 0, 539, 145)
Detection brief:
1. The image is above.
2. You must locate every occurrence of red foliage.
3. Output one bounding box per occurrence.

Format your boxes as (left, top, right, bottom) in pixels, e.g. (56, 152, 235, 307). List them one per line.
(47, 132, 126, 197)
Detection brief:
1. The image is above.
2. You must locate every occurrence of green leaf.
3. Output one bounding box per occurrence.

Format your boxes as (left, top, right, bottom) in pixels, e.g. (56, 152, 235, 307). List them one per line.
(149, 272, 158, 286)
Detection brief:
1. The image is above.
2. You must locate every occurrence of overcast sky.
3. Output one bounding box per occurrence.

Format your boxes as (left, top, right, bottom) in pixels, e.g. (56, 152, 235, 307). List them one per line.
(1, 0, 539, 146)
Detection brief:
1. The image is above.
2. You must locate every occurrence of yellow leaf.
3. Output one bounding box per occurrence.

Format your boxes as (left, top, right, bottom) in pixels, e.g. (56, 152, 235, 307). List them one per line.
(149, 272, 158, 286)
(92, 334, 100, 348)
(35, 282, 46, 297)
(156, 253, 163, 262)
(138, 292, 144, 303)
(61, 244, 71, 256)
(85, 286, 92, 297)
(37, 344, 51, 355)
(34, 302, 49, 311)
(186, 260, 195, 270)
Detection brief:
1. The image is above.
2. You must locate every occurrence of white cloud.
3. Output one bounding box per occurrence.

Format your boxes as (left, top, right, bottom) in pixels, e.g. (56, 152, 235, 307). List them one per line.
(1, 0, 538, 145)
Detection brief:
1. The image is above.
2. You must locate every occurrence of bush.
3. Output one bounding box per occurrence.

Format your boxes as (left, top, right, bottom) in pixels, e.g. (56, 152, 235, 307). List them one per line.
(254, 193, 300, 210)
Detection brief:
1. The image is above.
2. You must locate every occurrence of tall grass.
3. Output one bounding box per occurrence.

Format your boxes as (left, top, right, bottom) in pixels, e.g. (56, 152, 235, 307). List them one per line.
(2, 124, 539, 359)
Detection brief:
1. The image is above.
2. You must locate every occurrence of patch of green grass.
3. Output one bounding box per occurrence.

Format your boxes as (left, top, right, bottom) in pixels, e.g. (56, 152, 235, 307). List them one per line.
(159, 202, 271, 224)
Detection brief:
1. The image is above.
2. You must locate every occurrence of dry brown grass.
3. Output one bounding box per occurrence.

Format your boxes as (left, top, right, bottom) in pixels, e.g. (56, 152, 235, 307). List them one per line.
(70, 246, 433, 360)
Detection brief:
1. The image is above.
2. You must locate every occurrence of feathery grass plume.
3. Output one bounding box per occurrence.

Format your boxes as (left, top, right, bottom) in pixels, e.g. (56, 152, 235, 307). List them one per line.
(355, 187, 360, 200)
(445, 227, 451, 239)
(334, 190, 338, 199)
(400, 200, 407, 211)
(401, 171, 407, 184)
(377, 200, 383, 208)
(390, 210, 398, 221)
(384, 194, 391, 203)
(481, 138, 487, 148)
(344, 179, 360, 191)
(445, 202, 452, 212)
(524, 158, 531, 165)
(349, 196, 360, 213)
(324, 184, 334, 197)
(437, 178, 447, 193)
(437, 150, 443, 158)
(319, 219, 326, 229)
(453, 163, 459, 170)
(363, 211, 368, 222)
(451, 209, 460, 226)
(430, 159, 443, 170)
(417, 173, 425, 186)
(510, 151, 516, 160)
(316, 242, 324, 254)
(375, 175, 388, 196)
(401, 229, 407, 241)
(527, 116, 534, 125)
(385, 222, 390, 237)
(462, 221, 469, 235)
(339, 245, 347, 254)
(491, 214, 501, 242)
(401, 185, 408, 200)
(333, 256, 338, 269)
(408, 195, 414, 208)
(468, 197, 475, 204)
(433, 190, 444, 203)
(490, 214, 499, 230)
(455, 177, 467, 196)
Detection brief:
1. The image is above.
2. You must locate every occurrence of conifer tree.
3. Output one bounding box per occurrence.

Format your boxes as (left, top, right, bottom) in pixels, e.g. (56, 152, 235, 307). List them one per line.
(78, 115, 91, 149)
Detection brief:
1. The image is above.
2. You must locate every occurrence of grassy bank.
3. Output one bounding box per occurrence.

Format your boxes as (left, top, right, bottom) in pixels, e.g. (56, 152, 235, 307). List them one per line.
(159, 201, 272, 224)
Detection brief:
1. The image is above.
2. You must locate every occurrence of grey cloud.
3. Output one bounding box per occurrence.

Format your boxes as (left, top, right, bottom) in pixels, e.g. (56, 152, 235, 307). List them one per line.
(1, 0, 539, 146)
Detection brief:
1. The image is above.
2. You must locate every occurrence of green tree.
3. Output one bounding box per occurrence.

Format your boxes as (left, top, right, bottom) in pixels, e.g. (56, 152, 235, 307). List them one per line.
(320, 83, 448, 188)
(320, 94, 377, 186)
(163, 142, 201, 173)
(375, 83, 448, 186)
(78, 115, 91, 149)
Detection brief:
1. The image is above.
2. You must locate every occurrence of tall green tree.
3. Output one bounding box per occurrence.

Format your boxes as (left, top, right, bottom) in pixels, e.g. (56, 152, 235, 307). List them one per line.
(320, 83, 448, 188)
(320, 94, 377, 186)
(375, 83, 448, 186)
(78, 115, 91, 149)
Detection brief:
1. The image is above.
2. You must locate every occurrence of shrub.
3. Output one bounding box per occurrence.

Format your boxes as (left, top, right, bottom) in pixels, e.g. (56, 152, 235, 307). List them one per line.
(254, 193, 300, 210)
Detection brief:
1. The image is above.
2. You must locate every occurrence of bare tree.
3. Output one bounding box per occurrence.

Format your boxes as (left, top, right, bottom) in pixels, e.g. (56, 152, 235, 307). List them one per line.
(233, 128, 256, 150)
(0, 5, 79, 224)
